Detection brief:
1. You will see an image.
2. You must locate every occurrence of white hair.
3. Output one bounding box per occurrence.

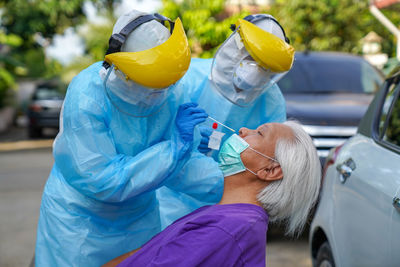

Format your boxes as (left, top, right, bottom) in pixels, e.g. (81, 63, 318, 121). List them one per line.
(257, 121, 321, 236)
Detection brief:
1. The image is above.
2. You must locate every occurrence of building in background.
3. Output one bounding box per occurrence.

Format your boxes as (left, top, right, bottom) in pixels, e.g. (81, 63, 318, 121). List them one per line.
(361, 31, 388, 69)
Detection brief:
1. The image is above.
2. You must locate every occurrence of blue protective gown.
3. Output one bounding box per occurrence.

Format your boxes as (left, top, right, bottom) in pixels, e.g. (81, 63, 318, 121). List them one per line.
(35, 62, 222, 266)
(156, 58, 287, 228)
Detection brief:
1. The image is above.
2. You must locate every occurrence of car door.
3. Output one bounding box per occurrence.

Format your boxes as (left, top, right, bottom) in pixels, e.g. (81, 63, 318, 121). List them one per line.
(378, 81, 400, 265)
(332, 78, 400, 267)
(390, 186, 400, 264)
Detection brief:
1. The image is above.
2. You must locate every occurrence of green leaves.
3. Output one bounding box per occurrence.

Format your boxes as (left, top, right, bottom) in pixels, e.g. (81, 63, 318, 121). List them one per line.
(79, 22, 113, 62)
(160, 0, 250, 58)
(270, 0, 400, 55)
(0, 67, 16, 109)
(1, 0, 86, 42)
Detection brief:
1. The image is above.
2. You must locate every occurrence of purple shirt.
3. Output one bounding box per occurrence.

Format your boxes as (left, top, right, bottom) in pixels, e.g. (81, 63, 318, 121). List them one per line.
(118, 203, 269, 267)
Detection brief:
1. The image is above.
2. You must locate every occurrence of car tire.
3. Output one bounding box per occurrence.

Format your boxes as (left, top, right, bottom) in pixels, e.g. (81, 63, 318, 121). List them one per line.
(315, 241, 335, 267)
(28, 126, 42, 138)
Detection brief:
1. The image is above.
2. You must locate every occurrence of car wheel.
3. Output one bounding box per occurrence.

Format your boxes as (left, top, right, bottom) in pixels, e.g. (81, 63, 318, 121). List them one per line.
(315, 241, 335, 267)
(28, 126, 42, 138)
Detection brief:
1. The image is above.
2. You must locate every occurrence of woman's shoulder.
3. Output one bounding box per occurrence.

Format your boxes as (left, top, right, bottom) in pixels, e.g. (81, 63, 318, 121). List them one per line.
(187, 204, 268, 232)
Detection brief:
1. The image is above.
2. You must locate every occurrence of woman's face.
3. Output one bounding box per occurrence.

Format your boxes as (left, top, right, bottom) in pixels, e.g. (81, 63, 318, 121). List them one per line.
(238, 123, 293, 171)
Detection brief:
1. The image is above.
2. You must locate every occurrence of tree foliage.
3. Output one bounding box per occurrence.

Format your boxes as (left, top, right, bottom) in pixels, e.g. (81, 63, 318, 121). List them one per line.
(0, 0, 87, 48)
(0, 0, 121, 77)
(0, 30, 22, 108)
(269, 0, 400, 56)
(0, 0, 86, 82)
(160, 0, 253, 58)
(80, 19, 114, 62)
(62, 20, 114, 82)
(0, 0, 118, 107)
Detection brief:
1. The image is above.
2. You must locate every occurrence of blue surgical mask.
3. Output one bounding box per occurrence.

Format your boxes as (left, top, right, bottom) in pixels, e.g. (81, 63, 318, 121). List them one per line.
(218, 133, 278, 177)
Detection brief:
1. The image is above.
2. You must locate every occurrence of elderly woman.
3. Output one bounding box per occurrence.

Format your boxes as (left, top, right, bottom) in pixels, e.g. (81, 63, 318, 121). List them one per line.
(105, 121, 321, 267)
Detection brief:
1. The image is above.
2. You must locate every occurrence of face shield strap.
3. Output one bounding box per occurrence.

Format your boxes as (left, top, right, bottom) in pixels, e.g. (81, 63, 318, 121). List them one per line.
(230, 14, 290, 44)
(103, 13, 175, 69)
(102, 64, 168, 118)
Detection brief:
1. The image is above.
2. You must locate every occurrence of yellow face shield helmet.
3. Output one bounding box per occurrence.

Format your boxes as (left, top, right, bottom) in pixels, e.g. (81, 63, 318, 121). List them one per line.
(104, 17, 191, 89)
(235, 18, 294, 73)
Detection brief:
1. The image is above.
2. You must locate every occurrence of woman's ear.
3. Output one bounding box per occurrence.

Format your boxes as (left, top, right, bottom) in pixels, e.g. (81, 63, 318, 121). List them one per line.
(256, 163, 283, 182)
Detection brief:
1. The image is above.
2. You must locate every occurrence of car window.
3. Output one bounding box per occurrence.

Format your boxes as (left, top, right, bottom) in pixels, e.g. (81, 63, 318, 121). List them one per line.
(382, 83, 400, 148)
(278, 54, 383, 94)
(361, 61, 383, 94)
(378, 83, 398, 136)
(33, 87, 64, 100)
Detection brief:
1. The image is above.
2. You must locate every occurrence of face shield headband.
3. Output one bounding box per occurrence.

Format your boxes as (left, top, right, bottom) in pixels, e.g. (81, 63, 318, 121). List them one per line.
(104, 16, 191, 89)
(103, 13, 174, 69)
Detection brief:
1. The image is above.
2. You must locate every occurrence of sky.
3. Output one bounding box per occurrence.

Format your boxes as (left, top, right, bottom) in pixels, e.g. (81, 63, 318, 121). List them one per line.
(45, 0, 162, 65)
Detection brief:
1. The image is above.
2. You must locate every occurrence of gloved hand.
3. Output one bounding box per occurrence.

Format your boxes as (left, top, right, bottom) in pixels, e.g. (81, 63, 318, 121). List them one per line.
(197, 126, 212, 154)
(175, 102, 208, 143)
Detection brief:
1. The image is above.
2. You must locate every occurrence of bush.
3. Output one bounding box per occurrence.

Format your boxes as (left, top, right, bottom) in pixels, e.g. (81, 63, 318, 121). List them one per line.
(0, 68, 16, 109)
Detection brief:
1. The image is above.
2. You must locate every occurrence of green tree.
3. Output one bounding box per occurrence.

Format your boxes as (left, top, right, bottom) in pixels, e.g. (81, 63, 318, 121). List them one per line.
(160, 0, 254, 58)
(0, 0, 121, 78)
(365, 5, 400, 58)
(0, 30, 23, 108)
(79, 19, 114, 62)
(269, 0, 400, 56)
(0, 0, 123, 108)
(0, 0, 86, 79)
(62, 21, 114, 82)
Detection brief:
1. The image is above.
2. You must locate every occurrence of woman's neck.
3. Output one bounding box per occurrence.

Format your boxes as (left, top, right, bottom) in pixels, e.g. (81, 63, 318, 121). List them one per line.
(218, 172, 264, 207)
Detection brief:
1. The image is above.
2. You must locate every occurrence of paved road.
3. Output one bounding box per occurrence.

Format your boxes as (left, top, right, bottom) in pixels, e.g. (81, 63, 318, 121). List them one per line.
(0, 148, 52, 267)
(267, 227, 311, 267)
(0, 124, 57, 143)
(0, 143, 312, 267)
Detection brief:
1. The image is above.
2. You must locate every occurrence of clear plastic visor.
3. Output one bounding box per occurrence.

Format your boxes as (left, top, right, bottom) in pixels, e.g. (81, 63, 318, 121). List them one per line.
(210, 32, 287, 106)
(102, 65, 171, 117)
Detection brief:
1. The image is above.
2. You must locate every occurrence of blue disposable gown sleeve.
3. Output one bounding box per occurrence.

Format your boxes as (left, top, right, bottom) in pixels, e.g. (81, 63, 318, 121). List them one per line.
(53, 97, 191, 203)
(265, 83, 287, 123)
(161, 152, 223, 198)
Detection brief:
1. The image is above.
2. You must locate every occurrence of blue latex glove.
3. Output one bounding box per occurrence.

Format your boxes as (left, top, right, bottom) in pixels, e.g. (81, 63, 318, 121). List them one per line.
(198, 126, 212, 154)
(175, 102, 208, 143)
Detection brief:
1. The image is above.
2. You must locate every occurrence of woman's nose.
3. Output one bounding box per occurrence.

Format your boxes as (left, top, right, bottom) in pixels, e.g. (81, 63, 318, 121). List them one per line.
(239, 127, 250, 137)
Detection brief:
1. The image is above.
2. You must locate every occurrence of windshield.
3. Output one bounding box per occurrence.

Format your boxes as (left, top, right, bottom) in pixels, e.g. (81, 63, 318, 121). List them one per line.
(277, 53, 384, 94)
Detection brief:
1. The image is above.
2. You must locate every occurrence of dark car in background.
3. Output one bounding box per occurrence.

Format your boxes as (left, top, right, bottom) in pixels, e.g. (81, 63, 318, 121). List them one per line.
(277, 51, 384, 163)
(27, 82, 64, 138)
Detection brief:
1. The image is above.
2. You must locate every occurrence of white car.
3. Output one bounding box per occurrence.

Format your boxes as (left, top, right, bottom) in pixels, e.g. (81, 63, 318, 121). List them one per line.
(309, 66, 400, 267)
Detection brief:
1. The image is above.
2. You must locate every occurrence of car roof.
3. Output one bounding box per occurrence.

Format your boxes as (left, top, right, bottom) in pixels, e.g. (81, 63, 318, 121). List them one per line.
(294, 51, 385, 77)
(295, 51, 369, 62)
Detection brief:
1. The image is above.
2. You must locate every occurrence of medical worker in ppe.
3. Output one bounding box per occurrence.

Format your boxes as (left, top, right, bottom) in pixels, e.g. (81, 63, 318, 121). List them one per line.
(156, 14, 295, 229)
(35, 10, 210, 267)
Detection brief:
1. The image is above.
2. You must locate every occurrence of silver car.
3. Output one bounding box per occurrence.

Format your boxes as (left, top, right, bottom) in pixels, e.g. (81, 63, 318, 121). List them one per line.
(309, 66, 400, 267)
